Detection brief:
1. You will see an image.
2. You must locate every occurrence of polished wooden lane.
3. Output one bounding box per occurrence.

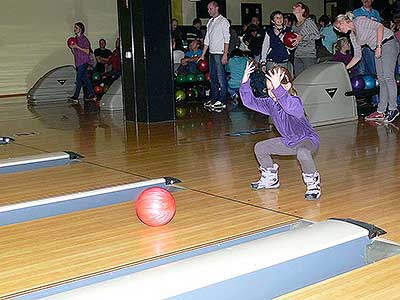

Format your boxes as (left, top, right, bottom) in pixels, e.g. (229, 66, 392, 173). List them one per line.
(277, 255, 400, 300)
(0, 99, 399, 298)
(0, 143, 43, 160)
(0, 189, 296, 298)
(0, 163, 145, 206)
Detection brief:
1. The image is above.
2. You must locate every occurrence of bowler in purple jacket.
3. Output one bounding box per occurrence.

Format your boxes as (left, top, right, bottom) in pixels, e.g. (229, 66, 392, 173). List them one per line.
(239, 62, 321, 200)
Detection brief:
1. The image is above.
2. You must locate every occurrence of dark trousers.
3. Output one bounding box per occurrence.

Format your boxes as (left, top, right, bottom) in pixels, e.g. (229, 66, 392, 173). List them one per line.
(73, 63, 95, 98)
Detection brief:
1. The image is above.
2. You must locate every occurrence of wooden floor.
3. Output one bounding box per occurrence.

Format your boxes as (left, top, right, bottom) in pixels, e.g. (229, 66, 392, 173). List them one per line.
(0, 98, 400, 299)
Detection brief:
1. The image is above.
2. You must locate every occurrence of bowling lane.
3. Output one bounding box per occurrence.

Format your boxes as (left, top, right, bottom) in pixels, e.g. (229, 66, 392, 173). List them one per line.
(0, 162, 144, 207)
(0, 189, 297, 298)
(0, 143, 44, 160)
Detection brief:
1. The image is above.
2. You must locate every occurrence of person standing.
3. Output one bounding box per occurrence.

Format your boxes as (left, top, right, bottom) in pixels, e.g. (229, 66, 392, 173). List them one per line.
(94, 39, 112, 74)
(200, 1, 230, 112)
(334, 13, 399, 123)
(353, 0, 381, 105)
(260, 10, 292, 72)
(291, 2, 320, 76)
(68, 22, 96, 103)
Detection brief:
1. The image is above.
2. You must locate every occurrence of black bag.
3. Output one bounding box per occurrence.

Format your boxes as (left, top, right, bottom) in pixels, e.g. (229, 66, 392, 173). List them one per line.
(250, 69, 268, 97)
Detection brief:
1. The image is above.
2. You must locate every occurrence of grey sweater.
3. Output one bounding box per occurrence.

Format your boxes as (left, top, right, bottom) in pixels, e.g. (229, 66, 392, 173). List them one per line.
(292, 18, 320, 58)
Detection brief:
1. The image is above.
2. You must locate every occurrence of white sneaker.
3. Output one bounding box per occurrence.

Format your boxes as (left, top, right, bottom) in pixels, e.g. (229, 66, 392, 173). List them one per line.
(302, 171, 321, 200)
(204, 100, 213, 108)
(251, 164, 280, 190)
(209, 100, 226, 110)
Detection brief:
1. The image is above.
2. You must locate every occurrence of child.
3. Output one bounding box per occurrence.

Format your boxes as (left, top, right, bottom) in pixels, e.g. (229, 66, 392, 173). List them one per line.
(226, 49, 249, 106)
(178, 39, 202, 74)
(332, 37, 358, 76)
(239, 62, 321, 200)
(260, 10, 292, 72)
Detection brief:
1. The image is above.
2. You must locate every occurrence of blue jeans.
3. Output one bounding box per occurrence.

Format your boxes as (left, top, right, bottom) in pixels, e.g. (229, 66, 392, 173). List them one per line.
(359, 47, 379, 105)
(73, 63, 95, 98)
(209, 54, 227, 104)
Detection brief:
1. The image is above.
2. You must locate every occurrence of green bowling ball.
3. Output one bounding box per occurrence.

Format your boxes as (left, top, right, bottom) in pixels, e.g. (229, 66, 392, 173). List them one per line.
(175, 89, 186, 103)
(176, 107, 186, 119)
(196, 73, 206, 82)
(92, 72, 101, 81)
(186, 73, 196, 83)
(176, 74, 186, 84)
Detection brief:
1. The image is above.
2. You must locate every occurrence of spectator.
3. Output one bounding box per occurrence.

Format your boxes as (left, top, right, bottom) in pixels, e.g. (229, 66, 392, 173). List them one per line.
(109, 38, 121, 76)
(178, 39, 202, 74)
(172, 38, 185, 74)
(353, 0, 381, 77)
(242, 24, 263, 62)
(171, 18, 184, 51)
(226, 49, 249, 107)
(332, 37, 356, 75)
(334, 13, 399, 123)
(261, 10, 292, 72)
(94, 39, 112, 74)
(316, 15, 337, 62)
(291, 2, 320, 76)
(228, 19, 240, 54)
(186, 18, 204, 42)
(200, 1, 230, 112)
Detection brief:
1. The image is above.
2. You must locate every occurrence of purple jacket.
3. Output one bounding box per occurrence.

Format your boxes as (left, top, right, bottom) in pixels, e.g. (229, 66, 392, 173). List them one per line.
(239, 81, 320, 149)
(73, 34, 91, 67)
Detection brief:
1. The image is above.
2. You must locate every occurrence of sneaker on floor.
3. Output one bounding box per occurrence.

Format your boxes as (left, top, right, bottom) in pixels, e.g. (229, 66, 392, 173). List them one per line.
(383, 109, 399, 123)
(67, 96, 79, 104)
(209, 100, 226, 110)
(86, 95, 97, 101)
(365, 111, 385, 121)
(203, 100, 213, 108)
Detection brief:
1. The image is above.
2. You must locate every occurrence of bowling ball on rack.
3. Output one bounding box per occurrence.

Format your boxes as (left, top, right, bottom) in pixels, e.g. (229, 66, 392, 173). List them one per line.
(363, 75, 376, 90)
(176, 74, 186, 84)
(196, 73, 206, 82)
(94, 85, 103, 94)
(92, 72, 101, 82)
(186, 73, 196, 83)
(351, 76, 365, 91)
(175, 89, 186, 103)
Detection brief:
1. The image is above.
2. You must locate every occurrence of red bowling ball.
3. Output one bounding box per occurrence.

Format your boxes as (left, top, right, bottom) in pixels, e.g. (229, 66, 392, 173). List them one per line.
(198, 59, 209, 73)
(67, 37, 77, 48)
(94, 85, 103, 94)
(135, 187, 176, 227)
(283, 32, 297, 49)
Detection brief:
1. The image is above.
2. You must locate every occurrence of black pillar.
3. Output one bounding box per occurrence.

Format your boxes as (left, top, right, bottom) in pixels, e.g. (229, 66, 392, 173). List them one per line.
(119, 0, 175, 123)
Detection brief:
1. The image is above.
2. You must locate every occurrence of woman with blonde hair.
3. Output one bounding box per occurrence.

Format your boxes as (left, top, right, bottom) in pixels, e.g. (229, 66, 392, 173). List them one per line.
(334, 12, 399, 123)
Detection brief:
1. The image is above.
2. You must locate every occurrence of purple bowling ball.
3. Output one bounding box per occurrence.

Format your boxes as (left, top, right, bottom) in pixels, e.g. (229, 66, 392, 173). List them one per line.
(351, 76, 365, 91)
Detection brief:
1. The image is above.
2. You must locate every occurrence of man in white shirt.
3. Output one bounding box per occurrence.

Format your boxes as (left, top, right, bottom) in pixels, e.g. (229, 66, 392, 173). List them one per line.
(200, 1, 230, 112)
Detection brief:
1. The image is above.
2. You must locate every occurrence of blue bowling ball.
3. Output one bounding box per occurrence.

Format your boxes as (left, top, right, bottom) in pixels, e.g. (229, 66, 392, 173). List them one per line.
(363, 75, 376, 90)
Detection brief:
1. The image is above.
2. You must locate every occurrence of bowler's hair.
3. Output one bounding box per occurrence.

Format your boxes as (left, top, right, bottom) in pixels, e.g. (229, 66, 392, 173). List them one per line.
(334, 37, 350, 54)
(75, 22, 85, 34)
(295, 2, 310, 19)
(269, 66, 297, 96)
(333, 12, 354, 29)
(270, 10, 284, 23)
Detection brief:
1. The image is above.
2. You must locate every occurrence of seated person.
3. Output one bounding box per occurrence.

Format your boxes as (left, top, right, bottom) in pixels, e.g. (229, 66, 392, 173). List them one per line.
(94, 39, 112, 73)
(109, 38, 121, 77)
(172, 38, 185, 74)
(186, 18, 204, 42)
(332, 37, 357, 76)
(177, 39, 202, 74)
(226, 49, 249, 106)
(242, 24, 263, 62)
